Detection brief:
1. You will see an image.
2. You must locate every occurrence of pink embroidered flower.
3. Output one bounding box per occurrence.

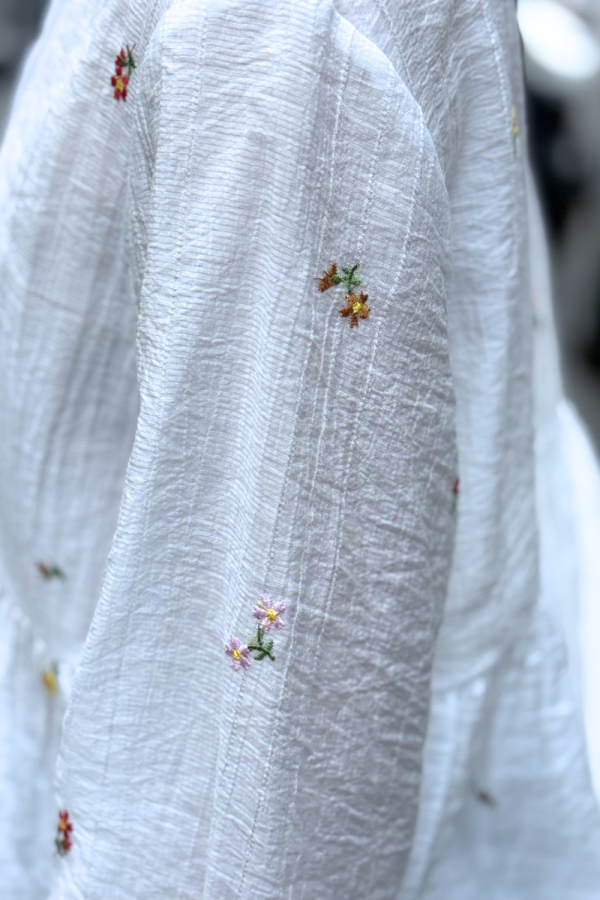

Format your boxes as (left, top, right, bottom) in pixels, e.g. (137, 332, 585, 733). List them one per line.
(225, 636, 251, 670)
(252, 595, 285, 633)
(55, 810, 73, 855)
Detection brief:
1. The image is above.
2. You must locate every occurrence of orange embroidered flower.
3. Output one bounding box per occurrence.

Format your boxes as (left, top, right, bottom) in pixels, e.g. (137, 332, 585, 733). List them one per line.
(318, 262, 372, 328)
(318, 263, 340, 292)
(339, 291, 370, 328)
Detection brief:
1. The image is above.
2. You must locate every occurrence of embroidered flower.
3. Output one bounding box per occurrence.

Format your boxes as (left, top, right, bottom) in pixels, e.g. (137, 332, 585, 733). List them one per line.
(111, 71, 129, 100)
(476, 788, 498, 808)
(339, 291, 370, 328)
(225, 636, 251, 670)
(42, 664, 59, 696)
(55, 810, 73, 856)
(318, 262, 372, 328)
(512, 105, 519, 140)
(225, 592, 287, 670)
(111, 44, 136, 101)
(318, 263, 341, 292)
(451, 477, 459, 513)
(38, 562, 66, 580)
(252, 594, 285, 633)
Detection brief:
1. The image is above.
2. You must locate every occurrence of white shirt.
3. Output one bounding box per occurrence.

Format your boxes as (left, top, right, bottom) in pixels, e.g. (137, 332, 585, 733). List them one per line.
(0, 0, 597, 897)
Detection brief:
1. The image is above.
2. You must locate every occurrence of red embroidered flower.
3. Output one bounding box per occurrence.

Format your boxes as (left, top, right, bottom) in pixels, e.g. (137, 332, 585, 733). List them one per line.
(55, 810, 73, 856)
(111, 72, 129, 101)
(451, 477, 459, 513)
(111, 44, 136, 101)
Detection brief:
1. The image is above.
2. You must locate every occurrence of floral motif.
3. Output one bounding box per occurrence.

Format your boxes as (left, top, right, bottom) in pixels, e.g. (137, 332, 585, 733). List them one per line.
(38, 562, 66, 580)
(226, 593, 285, 671)
(225, 636, 251, 670)
(511, 105, 519, 156)
(111, 44, 136, 101)
(318, 263, 339, 293)
(476, 788, 498, 808)
(42, 664, 59, 696)
(339, 291, 370, 328)
(55, 810, 73, 856)
(512, 105, 519, 140)
(318, 262, 371, 328)
(252, 595, 285, 633)
(451, 477, 459, 514)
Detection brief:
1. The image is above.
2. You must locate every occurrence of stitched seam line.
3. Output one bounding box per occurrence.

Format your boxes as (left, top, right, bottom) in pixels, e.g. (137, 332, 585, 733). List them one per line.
(236, 67, 425, 899)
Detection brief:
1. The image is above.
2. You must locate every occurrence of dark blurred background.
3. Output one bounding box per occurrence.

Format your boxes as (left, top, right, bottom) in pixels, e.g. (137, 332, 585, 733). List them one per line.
(521, 0, 600, 452)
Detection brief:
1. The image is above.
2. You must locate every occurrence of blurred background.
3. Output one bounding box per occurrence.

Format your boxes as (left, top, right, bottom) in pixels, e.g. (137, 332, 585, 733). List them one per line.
(521, 0, 600, 449)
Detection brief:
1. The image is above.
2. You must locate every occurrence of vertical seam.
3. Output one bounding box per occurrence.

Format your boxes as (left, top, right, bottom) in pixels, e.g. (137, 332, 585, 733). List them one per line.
(236, 74, 426, 899)
(83, 10, 206, 897)
(200, 10, 352, 899)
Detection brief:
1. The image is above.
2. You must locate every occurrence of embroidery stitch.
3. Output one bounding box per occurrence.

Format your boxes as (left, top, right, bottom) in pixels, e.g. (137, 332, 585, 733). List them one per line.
(247, 626, 275, 662)
(339, 291, 370, 328)
(55, 810, 73, 856)
(476, 789, 498, 808)
(225, 636, 251, 670)
(38, 562, 66, 580)
(451, 477, 459, 514)
(42, 663, 59, 696)
(252, 594, 285, 632)
(225, 595, 286, 670)
(111, 44, 136, 101)
(318, 262, 372, 328)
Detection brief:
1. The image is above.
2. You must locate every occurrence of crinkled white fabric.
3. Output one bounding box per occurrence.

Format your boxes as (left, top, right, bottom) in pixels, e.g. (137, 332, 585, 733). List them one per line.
(0, 0, 140, 893)
(2, 0, 457, 897)
(0, 0, 598, 898)
(562, 400, 600, 800)
(396, 171, 600, 900)
(332, 5, 600, 897)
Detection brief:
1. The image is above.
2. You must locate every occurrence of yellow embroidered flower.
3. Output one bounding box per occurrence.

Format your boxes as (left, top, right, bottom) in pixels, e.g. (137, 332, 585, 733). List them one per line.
(42, 665, 59, 696)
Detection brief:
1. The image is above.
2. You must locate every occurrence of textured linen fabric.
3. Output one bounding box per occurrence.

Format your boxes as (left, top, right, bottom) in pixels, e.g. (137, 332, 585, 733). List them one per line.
(334, 5, 600, 899)
(0, 0, 598, 898)
(57, 5, 456, 899)
(0, 0, 141, 892)
(1, 0, 457, 898)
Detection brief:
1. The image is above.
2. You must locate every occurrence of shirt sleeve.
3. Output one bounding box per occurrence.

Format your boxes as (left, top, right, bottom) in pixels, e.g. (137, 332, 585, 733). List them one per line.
(54, 2, 457, 898)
